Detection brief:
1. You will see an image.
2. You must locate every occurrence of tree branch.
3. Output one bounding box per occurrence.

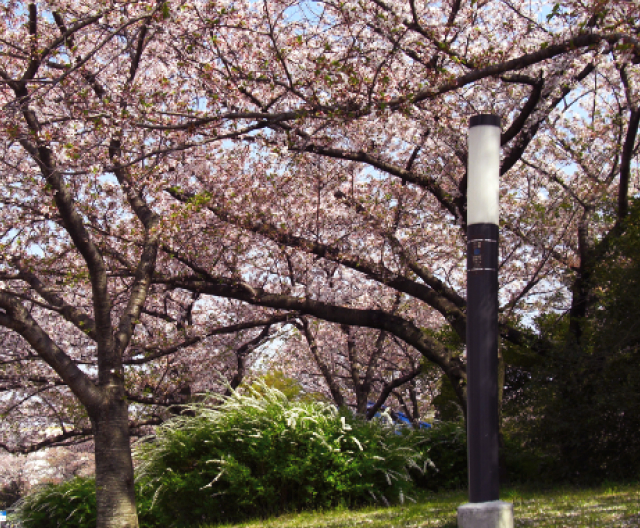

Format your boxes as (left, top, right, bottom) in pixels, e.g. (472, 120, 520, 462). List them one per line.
(0, 292, 101, 409)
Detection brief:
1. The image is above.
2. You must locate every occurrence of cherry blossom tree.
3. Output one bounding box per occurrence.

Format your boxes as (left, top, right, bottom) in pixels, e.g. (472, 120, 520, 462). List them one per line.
(1, 0, 639, 527)
(154, 0, 639, 405)
(264, 311, 440, 422)
(0, 1, 295, 526)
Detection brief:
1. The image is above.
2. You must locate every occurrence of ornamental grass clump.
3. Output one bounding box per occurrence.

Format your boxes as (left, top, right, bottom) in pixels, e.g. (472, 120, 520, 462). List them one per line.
(134, 382, 420, 526)
(13, 476, 159, 528)
(12, 476, 97, 528)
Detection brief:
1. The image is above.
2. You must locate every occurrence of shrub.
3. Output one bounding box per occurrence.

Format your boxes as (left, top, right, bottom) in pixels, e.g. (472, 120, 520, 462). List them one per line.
(411, 421, 468, 491)
(13, 477, 97, 528)
(135, 382, 420, 526)
(504, 316, 640, 484)
(0, 479, 22, 510)
(13, 476, 161, 528)
(501, 432, 546, 484)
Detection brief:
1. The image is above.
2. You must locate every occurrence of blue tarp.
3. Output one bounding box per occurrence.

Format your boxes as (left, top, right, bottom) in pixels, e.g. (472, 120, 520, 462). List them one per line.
(366, 403, 431, 429)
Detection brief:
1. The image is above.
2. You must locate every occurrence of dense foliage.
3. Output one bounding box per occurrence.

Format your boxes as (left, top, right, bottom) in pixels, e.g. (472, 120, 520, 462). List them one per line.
(412, 422, 468, 492)
(13, 476, 161, 528)
(13, 477, 98, 528)
(133, 384, 419, 526)
(504, 202, 640, 483)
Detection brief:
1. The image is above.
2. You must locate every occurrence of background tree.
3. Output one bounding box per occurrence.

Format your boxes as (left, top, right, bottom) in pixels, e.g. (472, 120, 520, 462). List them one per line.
(268, 316, 438, 420)
(504, 200, 640, 482)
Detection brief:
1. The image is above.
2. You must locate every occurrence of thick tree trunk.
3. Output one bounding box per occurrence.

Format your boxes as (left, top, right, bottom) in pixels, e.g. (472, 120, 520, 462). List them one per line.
(92, 393, 138, 528)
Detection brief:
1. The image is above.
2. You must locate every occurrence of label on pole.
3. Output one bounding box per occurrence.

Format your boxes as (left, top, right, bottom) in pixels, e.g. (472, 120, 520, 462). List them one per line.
(467, 238, 498, 271)
(0, 510, 6, 522)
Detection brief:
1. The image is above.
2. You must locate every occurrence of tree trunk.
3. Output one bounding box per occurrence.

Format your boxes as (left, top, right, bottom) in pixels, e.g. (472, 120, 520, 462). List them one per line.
(569, 216, 595, 345)
(92, 392, 138, 528)
(355, 387, 369, 416)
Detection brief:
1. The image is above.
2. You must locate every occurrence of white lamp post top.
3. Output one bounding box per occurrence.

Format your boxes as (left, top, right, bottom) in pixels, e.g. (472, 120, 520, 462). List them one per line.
(467, 114, 501, 226)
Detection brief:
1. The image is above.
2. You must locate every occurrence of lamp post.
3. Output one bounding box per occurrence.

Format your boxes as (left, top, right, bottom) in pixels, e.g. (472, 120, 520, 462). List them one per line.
(457, 114, 513, 528)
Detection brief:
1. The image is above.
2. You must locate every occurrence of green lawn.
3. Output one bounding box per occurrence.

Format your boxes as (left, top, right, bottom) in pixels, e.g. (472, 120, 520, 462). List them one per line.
(207, 483, 640, 528)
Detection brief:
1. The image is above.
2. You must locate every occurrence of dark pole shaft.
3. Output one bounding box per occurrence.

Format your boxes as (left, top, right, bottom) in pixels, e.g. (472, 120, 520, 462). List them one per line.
(466, 223, 500, 503)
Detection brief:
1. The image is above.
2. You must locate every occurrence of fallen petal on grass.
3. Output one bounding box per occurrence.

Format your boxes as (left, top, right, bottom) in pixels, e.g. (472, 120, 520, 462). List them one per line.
(208, 483, 640, 528)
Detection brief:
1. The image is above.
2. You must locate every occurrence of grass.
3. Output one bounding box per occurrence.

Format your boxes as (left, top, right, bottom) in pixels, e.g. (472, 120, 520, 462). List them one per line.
(203, 483, 640, 528)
